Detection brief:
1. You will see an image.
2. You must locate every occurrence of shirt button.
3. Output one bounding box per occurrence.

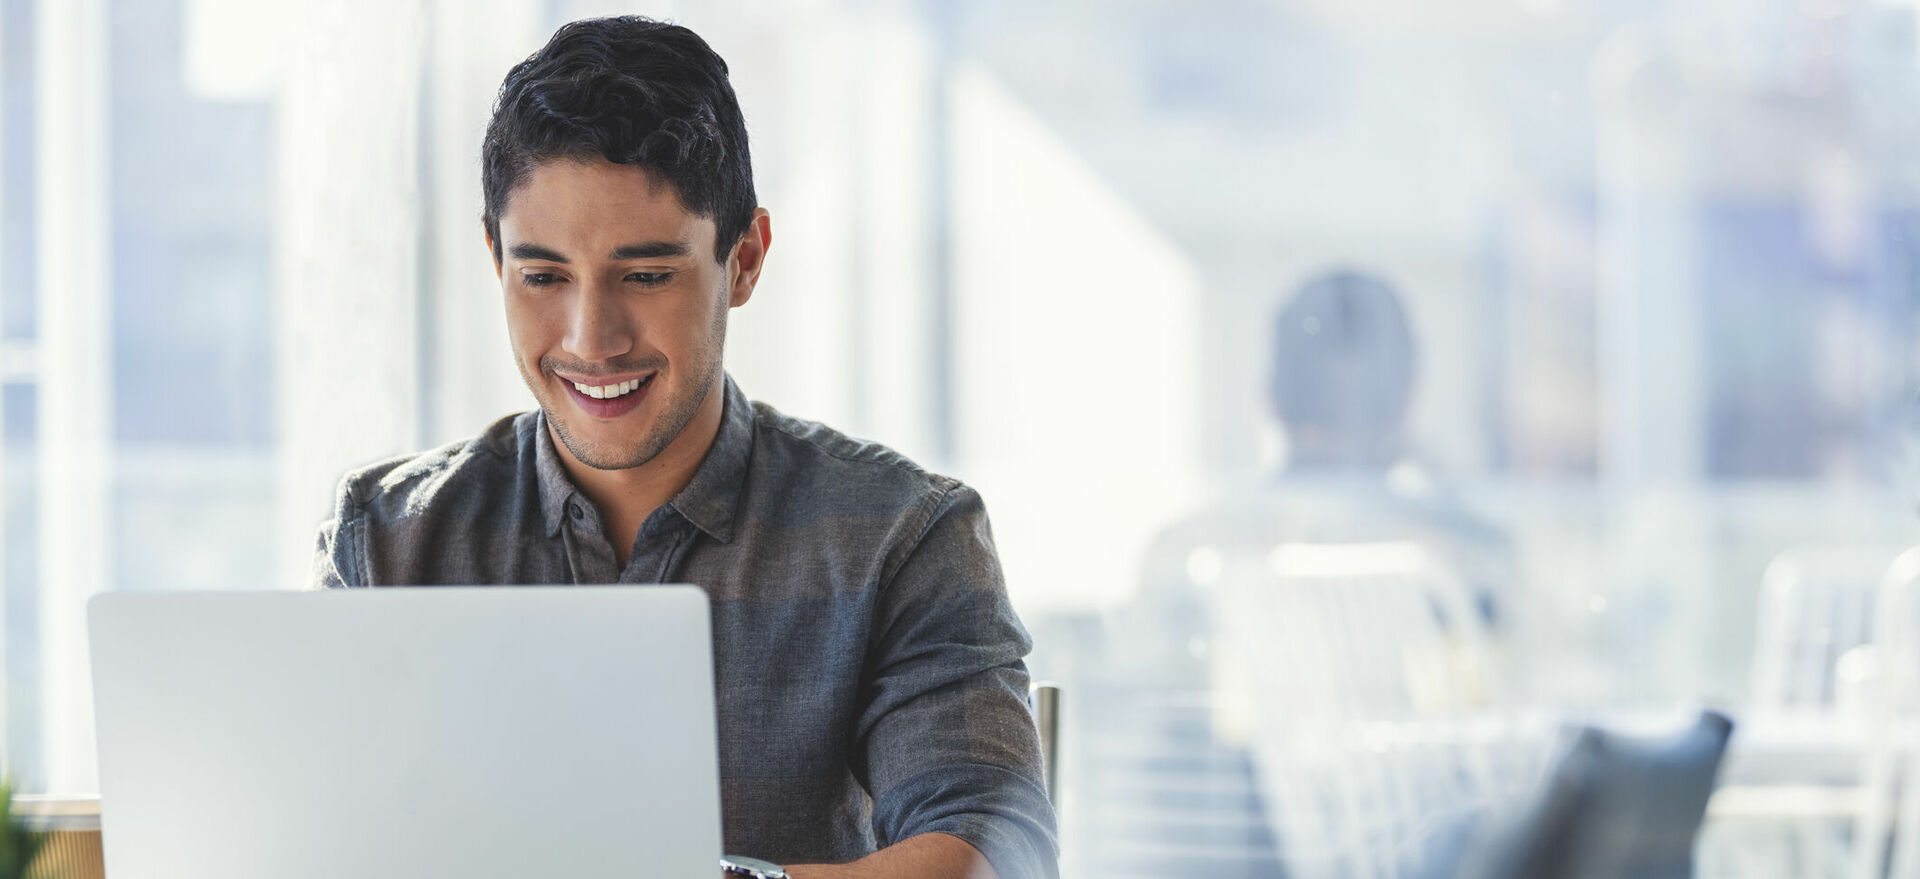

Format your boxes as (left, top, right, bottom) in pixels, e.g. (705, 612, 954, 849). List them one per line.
(570, 503, 584, 521)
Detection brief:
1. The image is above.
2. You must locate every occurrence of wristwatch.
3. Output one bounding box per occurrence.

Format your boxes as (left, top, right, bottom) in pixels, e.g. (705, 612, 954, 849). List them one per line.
(720, 854, 788, 878)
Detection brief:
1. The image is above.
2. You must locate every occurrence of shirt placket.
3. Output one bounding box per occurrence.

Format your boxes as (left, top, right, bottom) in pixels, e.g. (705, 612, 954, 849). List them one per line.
(558, 494, 620, 584)
(621, 509, 694, 584)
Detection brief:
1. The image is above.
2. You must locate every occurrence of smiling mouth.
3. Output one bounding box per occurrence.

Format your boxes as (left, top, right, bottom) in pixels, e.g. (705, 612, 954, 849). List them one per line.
(566, 374, 654, 400)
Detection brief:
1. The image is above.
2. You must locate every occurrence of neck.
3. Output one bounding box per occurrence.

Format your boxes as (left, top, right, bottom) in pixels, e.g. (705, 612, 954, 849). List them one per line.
(551, 375, 726, 565)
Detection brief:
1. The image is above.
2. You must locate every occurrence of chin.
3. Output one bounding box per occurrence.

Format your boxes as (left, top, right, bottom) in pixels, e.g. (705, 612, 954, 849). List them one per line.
(551, 405, 681, 471)
(554, 413, 641, 464)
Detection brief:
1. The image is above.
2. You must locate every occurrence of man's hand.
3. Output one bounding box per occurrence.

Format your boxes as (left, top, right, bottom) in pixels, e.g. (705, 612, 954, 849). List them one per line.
(784, 833, 999, 879)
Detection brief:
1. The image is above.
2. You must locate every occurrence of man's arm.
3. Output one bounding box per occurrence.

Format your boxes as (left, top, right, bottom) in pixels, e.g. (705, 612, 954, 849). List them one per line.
(786, 832, 998, 879)
(849, 483, 1058, 879)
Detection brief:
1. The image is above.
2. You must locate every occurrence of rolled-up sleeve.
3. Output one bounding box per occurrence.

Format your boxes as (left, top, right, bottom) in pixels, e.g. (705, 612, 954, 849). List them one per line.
(309, 520, 348, 590)
(854, 484, 1059, 879)
(308, 477, 363, 590)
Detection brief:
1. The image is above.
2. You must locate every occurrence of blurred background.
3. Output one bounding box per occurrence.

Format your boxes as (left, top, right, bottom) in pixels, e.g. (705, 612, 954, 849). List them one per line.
(6, 0, 1920, 876)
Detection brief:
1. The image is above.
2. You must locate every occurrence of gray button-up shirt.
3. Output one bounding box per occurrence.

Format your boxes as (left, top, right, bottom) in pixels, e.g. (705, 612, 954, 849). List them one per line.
(310, 376, 1058, 877)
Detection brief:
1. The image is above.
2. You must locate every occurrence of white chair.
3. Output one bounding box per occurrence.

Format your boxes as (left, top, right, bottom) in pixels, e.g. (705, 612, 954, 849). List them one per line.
(1851, 547, 1920, 879)
(1711, 546, 1901, 879)
(1750, 548, 1891, 718)
(1223, 541, 1519, 879)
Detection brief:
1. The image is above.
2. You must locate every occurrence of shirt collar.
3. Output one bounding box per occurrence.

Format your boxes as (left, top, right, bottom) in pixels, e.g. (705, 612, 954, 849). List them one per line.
(534, 410, 577, 538)
(534, 373, 754, 542)
(669, 373, 753, 543)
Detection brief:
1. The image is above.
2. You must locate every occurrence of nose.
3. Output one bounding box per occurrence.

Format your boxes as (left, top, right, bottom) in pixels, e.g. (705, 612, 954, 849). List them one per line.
(560, 280, 635, 364)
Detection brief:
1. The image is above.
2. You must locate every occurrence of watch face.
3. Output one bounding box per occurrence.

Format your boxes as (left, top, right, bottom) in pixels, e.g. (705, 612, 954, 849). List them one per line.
(721, 854, 786, 877)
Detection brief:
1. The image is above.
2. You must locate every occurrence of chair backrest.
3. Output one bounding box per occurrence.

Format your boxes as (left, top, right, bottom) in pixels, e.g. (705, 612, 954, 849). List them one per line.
(1240, 541, 1496, 720)
(1226, 541, 1513, 878)
(1028, 681, 1060, 801)
(1461, 711, 1735, 879)
(1851, 547, 1920, 879)
(1749, 547, 1895, 715)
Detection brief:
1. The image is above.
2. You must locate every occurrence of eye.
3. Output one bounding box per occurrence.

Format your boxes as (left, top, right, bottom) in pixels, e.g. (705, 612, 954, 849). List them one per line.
(625, 271, 673, 287)
(520, 272, 562, 289)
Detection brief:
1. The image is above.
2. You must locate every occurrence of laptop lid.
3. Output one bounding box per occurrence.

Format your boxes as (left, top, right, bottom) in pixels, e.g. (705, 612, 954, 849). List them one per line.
(88, 586, 721, 879)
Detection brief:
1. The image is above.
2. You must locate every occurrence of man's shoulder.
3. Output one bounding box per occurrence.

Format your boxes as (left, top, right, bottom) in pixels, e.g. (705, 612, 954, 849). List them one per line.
(746, 400, 966, 517)
(335, 412, 533, 516)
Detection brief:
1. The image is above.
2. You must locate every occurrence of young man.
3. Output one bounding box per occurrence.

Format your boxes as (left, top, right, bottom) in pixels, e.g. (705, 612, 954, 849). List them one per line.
(310, 16, 1056, 879)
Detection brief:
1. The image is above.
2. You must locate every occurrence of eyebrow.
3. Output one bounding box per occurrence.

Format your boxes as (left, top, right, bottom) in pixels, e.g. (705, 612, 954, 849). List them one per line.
(506, 241, 692, 263)
(611, 241, 691, 260)
(507, 243, 569, 263)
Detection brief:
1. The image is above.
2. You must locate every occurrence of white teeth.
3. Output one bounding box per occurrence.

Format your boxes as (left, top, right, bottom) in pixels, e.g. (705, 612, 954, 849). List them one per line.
(573, 377, 647, 400)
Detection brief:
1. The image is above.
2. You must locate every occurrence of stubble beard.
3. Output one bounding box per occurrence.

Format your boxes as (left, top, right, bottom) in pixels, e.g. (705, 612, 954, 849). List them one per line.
(524, 303, 730, 472)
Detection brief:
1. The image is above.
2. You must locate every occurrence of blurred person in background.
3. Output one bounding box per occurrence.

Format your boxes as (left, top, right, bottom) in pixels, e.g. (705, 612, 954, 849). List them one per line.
(1128, 267, 1514, 696)
(1084, 269, 1518, 876)
(308, 16, 1054, 879)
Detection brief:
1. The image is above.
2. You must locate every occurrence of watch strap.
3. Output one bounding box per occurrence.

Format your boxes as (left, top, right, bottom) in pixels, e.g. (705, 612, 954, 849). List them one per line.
(720, 854, 789, 878)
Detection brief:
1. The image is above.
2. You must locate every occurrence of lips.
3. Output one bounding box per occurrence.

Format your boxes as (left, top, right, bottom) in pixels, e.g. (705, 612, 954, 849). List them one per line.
(560, 372, 654, 419)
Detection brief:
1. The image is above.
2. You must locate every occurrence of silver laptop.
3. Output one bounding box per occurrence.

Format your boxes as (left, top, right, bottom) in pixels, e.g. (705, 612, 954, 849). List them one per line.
(88, 586, 722, 879)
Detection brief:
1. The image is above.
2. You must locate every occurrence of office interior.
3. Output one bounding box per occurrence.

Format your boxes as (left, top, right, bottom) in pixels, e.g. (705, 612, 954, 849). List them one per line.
(5, 0, 1920, 876)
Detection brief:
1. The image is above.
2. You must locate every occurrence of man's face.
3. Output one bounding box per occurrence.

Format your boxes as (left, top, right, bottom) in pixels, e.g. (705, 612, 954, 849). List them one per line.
(492, 158, 753, 471)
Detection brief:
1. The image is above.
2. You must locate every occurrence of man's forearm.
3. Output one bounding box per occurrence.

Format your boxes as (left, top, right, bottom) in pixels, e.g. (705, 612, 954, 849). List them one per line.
(785, 833, 999, 879)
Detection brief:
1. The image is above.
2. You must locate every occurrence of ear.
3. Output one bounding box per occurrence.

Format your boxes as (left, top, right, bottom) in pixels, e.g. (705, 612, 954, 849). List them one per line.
(726, 208, 773, 308)
(483, 219, 503, 281)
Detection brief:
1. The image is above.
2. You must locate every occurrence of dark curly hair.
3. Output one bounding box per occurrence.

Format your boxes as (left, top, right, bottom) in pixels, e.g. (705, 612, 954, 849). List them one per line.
(482, 16, 756, 265)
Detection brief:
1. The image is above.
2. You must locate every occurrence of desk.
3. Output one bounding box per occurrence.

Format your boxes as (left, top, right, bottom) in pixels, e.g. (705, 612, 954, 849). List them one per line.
(11, 716, 1887, 879)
